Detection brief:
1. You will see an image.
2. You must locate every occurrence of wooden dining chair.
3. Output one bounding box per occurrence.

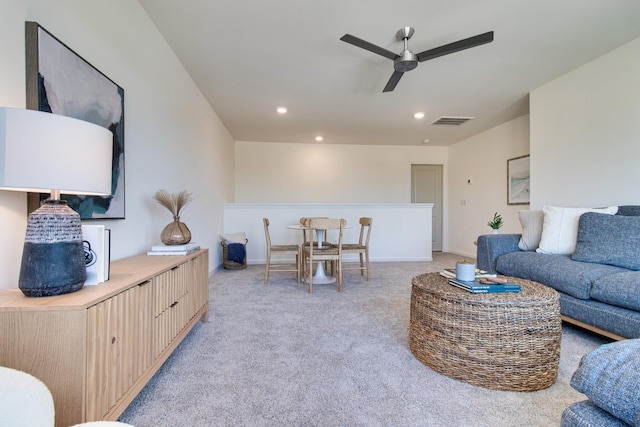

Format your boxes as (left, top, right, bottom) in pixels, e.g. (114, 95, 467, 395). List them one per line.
(302, 218, 346, 293)
(299, 216, 330, 279)
(342, 217, 372, 280)
(299, 217, 330, 247)
(263, 218, 300, 284)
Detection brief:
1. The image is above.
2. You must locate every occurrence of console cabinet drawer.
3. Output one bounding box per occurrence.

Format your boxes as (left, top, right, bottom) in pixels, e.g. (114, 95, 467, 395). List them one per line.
(153, 263, 189, 318)
(0, 249, 209, 427)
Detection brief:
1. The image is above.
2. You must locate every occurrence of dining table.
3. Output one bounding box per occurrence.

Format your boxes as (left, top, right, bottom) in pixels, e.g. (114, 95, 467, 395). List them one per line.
(286, 223, 351, 284)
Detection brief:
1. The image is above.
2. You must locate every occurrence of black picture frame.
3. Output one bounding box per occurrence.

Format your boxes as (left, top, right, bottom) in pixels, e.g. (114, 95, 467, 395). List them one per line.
(25, 21, 125, 219)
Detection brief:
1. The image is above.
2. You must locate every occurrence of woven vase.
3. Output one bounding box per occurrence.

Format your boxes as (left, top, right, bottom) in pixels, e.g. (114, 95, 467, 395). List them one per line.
(161, 216, 192, 245)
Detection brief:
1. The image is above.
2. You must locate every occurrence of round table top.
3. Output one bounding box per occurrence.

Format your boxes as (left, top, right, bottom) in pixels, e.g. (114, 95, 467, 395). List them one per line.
(411, 272, 558, 306)
(286, 224, 352, 230)
(286, 224, 308, 230)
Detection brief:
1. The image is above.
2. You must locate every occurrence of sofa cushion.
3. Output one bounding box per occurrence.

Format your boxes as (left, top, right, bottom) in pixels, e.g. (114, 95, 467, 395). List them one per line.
(559, 293, 640, 339)
(517, 210, 544, 251)
(617, 205, 640, 216)
(537, 206, 618, 255)
(590, 271, 640, 311)
(572, 213, 640, 270)
(561, 400, 629, 427)
(570, 339, 640, 427)
(496, 251, 628, 299)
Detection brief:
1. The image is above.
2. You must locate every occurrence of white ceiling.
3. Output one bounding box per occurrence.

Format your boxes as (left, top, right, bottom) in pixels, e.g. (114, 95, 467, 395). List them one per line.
(138, 0, 640, 146)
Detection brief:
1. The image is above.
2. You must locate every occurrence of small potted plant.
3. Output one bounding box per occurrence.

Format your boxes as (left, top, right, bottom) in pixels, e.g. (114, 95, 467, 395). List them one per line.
(487, 212, 503, 234)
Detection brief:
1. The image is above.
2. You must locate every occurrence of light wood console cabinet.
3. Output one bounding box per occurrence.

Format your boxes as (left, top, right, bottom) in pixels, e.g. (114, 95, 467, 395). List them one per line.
(0, 249, 209, 426)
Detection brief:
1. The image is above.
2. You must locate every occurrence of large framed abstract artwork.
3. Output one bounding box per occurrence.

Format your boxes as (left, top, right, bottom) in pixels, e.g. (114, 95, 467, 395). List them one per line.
(507, 154, 530, 205)
(25, 21, 125, 219)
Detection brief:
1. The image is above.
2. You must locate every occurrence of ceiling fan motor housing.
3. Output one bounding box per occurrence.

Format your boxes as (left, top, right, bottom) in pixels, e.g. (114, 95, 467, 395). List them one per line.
(394, 50, 418, 72)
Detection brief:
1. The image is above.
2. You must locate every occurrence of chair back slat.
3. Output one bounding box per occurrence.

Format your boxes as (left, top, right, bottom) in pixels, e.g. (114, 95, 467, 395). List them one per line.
(300, 217, 329, 243)
(359, 217, 372, 246)
(308, 218, 345, 251)
(263, 217, 272, 248)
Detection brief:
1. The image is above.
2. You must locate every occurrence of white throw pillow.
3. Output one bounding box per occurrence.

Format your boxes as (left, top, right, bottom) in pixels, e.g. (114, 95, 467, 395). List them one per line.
(536, 206, 618, 255)
(221, 232, 247, 244)
(517, 210, 544, 251)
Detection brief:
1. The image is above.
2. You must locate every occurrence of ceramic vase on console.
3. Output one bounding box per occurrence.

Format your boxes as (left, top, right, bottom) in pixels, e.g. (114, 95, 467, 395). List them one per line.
(153, 189, 194, 245)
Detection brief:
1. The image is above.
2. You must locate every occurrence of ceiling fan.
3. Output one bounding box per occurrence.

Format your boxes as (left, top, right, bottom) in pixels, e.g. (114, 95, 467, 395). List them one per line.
(340, 27, 494, 92)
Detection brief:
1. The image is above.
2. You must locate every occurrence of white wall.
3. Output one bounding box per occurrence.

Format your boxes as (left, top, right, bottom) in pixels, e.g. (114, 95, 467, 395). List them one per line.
(530, 37, 640, 208)
(0, 0, 235, 290)
(235, 141, 449, 250)
(224, 203, 433, 264)
(448, 115, 530, 258)
(446, 36, 640, 259)
(235, 141, 448, 203)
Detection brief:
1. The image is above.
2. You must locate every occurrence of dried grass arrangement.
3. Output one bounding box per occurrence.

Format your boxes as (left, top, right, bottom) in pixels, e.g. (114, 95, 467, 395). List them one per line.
(153, 189, 193, 219)
(153, 189, 194, 245)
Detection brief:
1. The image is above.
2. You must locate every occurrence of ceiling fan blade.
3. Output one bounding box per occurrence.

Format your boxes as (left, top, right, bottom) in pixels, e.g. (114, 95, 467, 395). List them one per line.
(340, 34, 399, 61)
(383, 71, 404, 92)
(416, 31, 494, 62)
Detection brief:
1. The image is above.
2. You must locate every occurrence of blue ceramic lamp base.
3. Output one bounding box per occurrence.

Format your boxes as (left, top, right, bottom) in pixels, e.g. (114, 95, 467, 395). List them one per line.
(18, 199, 87, 297)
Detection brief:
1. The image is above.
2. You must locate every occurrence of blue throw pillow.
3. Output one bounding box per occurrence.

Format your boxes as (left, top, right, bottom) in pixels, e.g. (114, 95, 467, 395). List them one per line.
(570, 339, 640, 426)
(572, 213, 640, 270)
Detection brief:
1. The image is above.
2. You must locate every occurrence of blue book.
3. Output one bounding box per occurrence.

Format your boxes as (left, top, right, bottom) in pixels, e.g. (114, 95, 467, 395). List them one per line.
(448, 278, 521, 293)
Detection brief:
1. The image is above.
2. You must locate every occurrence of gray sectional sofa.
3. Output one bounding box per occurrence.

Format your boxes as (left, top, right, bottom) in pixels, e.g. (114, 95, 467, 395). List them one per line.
(476, 205, 640, 340)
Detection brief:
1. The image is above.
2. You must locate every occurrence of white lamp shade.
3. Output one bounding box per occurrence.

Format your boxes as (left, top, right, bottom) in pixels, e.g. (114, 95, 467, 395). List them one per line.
(0, 107, 113, 196)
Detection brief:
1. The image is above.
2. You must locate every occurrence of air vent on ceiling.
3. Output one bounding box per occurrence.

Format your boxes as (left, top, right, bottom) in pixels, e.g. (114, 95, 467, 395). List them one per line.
(430, 116, 475, 126)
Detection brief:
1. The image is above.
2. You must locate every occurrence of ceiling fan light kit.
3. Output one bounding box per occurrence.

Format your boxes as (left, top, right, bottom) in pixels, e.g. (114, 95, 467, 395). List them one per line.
(340, 27, 494, 92)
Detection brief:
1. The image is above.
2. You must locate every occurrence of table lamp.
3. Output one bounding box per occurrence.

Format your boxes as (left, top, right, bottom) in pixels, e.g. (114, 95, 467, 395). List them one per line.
(0, 107, 113, 297)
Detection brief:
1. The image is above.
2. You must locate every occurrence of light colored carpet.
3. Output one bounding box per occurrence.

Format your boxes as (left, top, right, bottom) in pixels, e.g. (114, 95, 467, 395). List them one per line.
(119, 253, 609, 426)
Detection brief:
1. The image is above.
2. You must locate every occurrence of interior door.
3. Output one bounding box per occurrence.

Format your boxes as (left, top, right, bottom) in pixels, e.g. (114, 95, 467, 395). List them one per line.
(411, 164, 443, 251)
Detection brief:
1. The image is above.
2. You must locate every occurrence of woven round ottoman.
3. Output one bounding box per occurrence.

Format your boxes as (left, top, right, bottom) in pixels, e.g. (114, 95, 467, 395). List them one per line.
(409, 272, 561, 391)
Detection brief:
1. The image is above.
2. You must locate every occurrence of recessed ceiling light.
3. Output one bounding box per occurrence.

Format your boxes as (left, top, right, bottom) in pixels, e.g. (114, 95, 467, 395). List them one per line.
(315, 136, 323, 142)
(276, 107, 287, 114)
(414, 112, 425, 119)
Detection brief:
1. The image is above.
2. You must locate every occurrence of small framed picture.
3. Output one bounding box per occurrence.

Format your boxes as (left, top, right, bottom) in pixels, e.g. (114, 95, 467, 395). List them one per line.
(507, 155, 530, 205)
